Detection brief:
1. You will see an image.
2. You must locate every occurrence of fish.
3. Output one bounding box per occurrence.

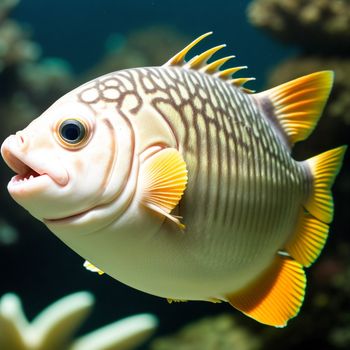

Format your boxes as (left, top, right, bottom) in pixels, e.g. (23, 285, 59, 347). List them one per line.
(1, 32, 347, 327)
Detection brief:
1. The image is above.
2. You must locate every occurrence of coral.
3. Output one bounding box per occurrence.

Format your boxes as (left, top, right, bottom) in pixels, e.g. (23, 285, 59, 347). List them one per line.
(0, 291, 158, 350)
(247, 0, 350, 54)
(150, 314, 261, 350)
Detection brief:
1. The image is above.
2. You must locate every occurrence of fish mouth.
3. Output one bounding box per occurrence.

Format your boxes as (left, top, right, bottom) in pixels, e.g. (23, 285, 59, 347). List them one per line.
(1, 141, 68, 195)
(4, 152, 53, 193)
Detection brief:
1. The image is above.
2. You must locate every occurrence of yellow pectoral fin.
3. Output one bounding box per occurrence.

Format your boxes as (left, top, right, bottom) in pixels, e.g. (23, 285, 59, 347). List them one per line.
(227, 256, 306, 327)
(140, 148, 188, 229)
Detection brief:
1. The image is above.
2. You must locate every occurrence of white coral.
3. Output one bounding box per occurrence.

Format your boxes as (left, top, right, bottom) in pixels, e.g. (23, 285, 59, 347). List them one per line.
(0, 292, 158, 350)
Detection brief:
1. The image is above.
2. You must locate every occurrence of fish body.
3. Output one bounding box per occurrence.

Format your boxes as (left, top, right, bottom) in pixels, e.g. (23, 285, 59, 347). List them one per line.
(1, 33, 346, 327)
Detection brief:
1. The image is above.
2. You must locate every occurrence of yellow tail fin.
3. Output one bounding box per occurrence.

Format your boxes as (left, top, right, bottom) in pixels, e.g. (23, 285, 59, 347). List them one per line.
(304, 146, 347, 223)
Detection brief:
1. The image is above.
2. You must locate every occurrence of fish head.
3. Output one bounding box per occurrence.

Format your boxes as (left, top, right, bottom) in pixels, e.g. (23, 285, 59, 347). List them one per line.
(1, 82, 136, 236)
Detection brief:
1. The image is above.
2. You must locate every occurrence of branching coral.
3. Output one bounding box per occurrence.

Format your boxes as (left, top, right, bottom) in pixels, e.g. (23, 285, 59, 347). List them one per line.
(248, 0, 350, 54)
(0, 292, 158, 350)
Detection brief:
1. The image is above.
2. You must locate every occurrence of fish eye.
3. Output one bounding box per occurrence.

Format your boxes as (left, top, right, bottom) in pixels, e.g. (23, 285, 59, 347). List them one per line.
(57, 118, 89, 148)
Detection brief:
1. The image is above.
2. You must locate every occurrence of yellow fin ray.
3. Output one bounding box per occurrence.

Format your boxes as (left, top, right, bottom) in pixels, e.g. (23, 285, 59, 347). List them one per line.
(258, 71, 334, 145)
(304, 145, 347, 223)
(164, 33, 254, 92)
(140, 148, 188, 229)
(202, 56, 235, 74)
(186, 45, 226, 69)
(285, 212, 329, 267)
(165, 32, 212, 66)
(216, 66, 247, 80)
(227, 256, 306, 327)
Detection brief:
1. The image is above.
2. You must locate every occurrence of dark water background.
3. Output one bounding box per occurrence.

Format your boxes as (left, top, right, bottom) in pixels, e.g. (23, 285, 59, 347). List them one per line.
(12, 0, 294, 85)
(3, 1, 348, 349)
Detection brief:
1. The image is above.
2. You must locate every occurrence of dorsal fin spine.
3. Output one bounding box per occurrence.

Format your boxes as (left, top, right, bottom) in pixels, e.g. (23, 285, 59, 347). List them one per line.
(215, 66, 247, 80)
(185, 45, 226, 69)
(164, 33, 255, 92)
(165, 32, 213, 66)
(202, 56, 235, 73)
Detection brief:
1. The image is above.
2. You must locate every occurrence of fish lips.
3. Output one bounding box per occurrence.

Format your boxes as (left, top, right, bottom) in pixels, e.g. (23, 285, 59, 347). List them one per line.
(1, 135, 69, 199)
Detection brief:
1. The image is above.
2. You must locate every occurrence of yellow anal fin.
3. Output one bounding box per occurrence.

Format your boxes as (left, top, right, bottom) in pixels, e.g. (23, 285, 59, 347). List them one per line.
(140, 148, 188, 229)
(258, 71, 334, 146)
(304, 145, 347, 223)
(285, 211, 329, 267)
(227, 256, 306, 327)
(83, 261, 104, 275)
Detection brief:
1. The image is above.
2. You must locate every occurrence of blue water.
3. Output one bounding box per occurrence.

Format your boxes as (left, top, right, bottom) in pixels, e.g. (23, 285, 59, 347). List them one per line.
(13, 0, 295, 88)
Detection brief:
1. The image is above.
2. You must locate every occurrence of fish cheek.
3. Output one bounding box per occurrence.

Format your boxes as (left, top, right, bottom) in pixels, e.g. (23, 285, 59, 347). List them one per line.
(73, 158, 84, 173)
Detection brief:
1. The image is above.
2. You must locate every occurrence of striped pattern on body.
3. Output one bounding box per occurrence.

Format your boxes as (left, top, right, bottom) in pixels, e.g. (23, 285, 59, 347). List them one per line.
(123, 65, 311, 270)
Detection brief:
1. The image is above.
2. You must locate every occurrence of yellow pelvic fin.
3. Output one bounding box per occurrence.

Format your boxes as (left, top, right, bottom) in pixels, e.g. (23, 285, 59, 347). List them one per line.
(167, 299, 188, 304)
(83, 261, 104, 275)
(140, 148, 188, 229)
(304, 145, 347, 224)
(227, 256, 306, 327)
(285, 211, 329, 267)
(258, 71, 334, 146)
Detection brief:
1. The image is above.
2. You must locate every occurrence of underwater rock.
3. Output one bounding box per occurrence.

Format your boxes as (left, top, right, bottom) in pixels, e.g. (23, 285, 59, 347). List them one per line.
(83, 26, 189, 80)
(247, 0, 350, 54)
(150, 314, 261, 350)
(0, 291, 158, 350)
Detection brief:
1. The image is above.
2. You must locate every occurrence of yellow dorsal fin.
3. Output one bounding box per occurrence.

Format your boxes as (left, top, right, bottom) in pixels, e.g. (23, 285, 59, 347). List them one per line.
(140, 148, 188, 230)
(165, 32, 213, 66)
(164, 33, 255, 92)
(257, 71, 334, 146)
(284, 211, 329, 267)
(186, 44, 226, 69)
(304, 145, 347, 223)
(216, 66, 247, 80)
(202, 56, 235, 74)
(227, 256, 306, 327)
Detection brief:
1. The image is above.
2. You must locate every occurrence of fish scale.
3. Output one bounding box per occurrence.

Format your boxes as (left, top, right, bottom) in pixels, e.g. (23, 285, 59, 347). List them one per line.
(135, 66, 301, 264)
(1, 33, 346, 328)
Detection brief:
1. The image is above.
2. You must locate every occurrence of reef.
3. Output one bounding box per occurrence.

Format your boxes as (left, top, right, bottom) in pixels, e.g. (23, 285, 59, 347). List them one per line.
(247, 0, 350, 55)
(0, 291, 158, 350)
(150, 314, 261, 350)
